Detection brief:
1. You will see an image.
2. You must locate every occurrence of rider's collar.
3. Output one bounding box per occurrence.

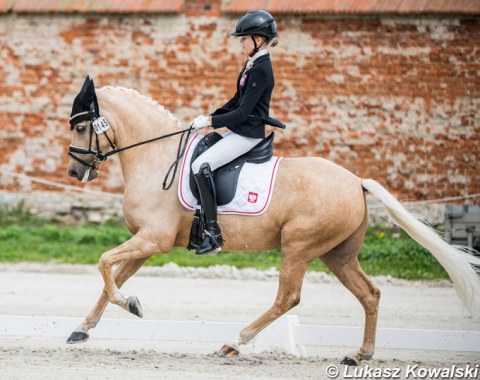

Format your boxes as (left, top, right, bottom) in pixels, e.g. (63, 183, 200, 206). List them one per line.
(245, 49, 269, 71)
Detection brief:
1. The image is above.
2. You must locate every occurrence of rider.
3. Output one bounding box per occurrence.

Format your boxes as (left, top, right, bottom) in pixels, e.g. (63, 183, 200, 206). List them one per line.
(190, 10, 279, 255)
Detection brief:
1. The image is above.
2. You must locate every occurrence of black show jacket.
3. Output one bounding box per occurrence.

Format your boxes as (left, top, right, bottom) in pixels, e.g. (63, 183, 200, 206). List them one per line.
(210, 53, 274, 139)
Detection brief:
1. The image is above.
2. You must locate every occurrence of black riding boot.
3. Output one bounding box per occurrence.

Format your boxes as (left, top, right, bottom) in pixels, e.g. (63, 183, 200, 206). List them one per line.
(194, 163, 223, 255)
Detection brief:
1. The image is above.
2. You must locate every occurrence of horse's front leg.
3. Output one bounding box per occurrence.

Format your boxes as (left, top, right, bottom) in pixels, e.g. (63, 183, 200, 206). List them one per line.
(97, 232, 165, 316)
(67, 257, 148, 344)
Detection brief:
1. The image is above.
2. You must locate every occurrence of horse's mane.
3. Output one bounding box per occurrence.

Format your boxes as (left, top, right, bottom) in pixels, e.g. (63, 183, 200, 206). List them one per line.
(100, 86, 181, 127)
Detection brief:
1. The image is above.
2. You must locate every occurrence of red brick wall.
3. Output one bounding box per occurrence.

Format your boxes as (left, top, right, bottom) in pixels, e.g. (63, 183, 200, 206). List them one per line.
(0, 14, 479, 201)
(185, 0, 221, 16)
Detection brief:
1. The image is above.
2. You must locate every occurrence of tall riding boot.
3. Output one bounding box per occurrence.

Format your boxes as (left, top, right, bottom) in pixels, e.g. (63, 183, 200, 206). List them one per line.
(194, 163, 223, 255)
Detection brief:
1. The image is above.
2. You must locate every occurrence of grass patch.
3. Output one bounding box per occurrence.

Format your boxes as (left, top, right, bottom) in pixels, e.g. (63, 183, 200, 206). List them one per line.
(0, 205, 448, 280)
(0, 201, 46, 227)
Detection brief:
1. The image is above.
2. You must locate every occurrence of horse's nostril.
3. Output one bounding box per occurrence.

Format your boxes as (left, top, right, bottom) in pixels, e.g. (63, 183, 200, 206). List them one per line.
(68, 169, 78, 178)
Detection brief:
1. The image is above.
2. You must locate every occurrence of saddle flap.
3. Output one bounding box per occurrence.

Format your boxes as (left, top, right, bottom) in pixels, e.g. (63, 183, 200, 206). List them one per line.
(214, 156, 250, 205)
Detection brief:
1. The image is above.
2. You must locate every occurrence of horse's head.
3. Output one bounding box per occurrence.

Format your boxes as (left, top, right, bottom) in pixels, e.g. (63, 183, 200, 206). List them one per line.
(67, 76, 116, 182)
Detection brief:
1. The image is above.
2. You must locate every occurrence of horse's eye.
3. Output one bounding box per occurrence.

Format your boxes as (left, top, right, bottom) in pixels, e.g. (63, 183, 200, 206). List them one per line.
(76, 125, 86, 133)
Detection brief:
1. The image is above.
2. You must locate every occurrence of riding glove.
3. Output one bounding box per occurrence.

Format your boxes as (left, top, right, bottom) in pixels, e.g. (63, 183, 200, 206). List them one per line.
(192, 115, 211, 131)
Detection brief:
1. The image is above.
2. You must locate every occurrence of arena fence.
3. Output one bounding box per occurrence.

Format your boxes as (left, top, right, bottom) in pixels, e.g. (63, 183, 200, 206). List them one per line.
(1, 315, 478, 355)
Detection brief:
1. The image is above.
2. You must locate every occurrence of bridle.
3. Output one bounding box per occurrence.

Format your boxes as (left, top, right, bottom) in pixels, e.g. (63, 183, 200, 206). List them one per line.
(68, 110, 116, 168)
(68, 110, 193, 189)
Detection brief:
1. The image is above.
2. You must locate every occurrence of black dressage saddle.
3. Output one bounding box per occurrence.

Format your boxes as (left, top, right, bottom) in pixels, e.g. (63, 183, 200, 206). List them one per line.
(189, 132, 274, 206)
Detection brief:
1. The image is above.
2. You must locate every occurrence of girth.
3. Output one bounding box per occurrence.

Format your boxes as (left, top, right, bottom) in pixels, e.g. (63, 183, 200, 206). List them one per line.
(189, 132, 274, 206)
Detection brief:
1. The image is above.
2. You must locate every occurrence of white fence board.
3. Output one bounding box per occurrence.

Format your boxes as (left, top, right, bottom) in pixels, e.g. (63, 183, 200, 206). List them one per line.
(294, 325, 480, 352)
(1, 315, 478, 355)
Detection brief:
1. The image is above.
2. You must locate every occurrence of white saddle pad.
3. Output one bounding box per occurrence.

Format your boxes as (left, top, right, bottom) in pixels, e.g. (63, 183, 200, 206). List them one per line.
(178, 133, 282, 216)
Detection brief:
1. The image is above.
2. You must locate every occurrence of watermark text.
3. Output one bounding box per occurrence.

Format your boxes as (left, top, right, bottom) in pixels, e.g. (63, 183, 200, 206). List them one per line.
(324, 364, 479, 379)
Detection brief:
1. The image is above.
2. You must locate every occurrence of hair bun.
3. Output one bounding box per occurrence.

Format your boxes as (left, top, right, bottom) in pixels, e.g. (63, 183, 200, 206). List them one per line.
(270, 37, 278, 48)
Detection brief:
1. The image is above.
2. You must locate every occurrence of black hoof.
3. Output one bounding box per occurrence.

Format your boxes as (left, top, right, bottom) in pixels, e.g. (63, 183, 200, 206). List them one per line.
(341, 356, 359, 366)
(66, 331, 89, 344)
(128, 296, 143, 318)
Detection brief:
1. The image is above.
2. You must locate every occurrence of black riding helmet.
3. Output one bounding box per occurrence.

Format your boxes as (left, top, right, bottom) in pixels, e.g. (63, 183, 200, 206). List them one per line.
(231, 10, 277, 40)
(231, 10, 277, 54)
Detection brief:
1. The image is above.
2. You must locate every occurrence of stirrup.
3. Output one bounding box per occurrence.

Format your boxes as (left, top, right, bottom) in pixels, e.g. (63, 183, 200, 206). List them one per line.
(195, 230, 223, 256)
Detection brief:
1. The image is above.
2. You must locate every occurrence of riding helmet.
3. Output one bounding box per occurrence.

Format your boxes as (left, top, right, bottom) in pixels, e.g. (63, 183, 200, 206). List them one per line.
(231, 10, 277, 40)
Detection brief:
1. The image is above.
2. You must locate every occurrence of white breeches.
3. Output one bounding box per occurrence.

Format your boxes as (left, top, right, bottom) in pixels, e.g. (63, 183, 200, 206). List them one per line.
(191, 130, 263, 174)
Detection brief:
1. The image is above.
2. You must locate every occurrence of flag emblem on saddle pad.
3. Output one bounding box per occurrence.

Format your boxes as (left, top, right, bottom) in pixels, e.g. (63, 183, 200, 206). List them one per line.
(248, 192, 259, 203)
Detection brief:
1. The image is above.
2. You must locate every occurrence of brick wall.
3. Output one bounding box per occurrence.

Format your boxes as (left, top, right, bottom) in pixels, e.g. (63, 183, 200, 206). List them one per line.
(1, 13, 479, 206)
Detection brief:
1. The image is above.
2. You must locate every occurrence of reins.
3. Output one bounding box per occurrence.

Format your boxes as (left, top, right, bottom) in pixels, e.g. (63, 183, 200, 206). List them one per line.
(69, 120, 194, 190)
(100, 126, 193, 162)
(162, 127, 193, 190)
(102, 125, 193, 190)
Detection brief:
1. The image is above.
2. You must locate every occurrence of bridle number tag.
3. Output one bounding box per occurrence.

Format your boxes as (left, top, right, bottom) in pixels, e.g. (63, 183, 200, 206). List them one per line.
(92, 116, 110, 134)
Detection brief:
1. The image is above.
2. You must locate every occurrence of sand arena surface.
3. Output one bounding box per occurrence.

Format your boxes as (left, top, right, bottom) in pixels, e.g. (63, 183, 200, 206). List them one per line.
(0, 263, 478, 379)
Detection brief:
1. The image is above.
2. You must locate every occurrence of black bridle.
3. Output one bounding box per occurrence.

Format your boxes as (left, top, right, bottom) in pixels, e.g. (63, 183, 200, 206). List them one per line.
(68, 111, 116, 168)
(68, 112, 193, 190)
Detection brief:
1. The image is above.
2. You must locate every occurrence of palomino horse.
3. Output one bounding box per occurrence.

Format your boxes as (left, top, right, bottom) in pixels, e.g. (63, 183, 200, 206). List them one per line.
(66, 84, 480, 365)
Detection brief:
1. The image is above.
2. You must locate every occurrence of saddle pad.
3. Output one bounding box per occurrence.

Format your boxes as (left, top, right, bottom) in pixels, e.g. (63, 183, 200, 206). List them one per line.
(178, 133, 282, 216)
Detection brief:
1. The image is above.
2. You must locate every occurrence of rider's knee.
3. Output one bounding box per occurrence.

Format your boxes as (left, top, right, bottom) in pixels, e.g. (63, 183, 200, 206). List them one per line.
(192, 158, 212, 175)
(191, 158, 202, 174)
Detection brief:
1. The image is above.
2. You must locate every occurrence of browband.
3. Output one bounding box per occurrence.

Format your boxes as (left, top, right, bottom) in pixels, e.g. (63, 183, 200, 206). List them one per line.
(69, 110, 96, 129)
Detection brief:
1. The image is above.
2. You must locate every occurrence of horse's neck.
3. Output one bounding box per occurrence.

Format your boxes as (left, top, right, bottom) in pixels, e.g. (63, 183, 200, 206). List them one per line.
(115, 126, 179, 185)
(98, 88, 181, 195)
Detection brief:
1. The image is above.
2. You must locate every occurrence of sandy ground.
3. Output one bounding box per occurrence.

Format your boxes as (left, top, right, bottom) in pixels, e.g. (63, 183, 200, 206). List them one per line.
(0, 263, 479, 380)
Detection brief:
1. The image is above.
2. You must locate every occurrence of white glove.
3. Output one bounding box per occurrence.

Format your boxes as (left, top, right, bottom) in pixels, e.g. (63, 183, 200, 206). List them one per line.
(191, 115, 211, 131)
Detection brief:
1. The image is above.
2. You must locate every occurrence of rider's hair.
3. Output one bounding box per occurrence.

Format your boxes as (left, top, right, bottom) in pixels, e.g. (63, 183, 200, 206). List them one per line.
(268, 37, 279, 48)
(252, 34, 279, 49)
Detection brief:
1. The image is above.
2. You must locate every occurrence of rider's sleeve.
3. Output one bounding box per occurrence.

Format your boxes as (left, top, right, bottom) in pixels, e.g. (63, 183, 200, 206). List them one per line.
(211, 67, 267, 128)
(221, 92, 239, 110)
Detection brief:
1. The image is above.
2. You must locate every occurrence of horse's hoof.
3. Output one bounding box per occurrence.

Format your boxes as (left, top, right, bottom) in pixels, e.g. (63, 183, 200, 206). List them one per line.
(217, 344, 240, 357)
(127, 296, 143, 318)
(66, 331, 89, 344)
(341, 356, 359, 366)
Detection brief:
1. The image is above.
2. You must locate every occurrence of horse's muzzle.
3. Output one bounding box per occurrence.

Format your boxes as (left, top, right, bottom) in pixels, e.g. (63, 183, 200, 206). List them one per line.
(68, 166, 98, 182)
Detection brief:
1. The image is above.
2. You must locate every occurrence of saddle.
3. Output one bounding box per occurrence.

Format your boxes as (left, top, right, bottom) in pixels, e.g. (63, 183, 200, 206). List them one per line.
(189, 132, 274, 206)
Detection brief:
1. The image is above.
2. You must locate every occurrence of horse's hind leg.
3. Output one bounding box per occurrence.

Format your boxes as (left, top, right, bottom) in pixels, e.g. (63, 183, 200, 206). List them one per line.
(218, 252, 311, 356)
(320, 214, 381, 365)
(67, 257, 149, 344)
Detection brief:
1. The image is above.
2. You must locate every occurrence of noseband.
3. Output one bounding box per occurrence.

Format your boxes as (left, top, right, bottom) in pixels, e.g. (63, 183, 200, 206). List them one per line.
(68, 110, 193, 189)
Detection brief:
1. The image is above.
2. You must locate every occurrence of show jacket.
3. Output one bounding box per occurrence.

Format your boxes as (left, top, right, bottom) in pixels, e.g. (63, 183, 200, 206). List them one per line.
(210, 53, 275, 139)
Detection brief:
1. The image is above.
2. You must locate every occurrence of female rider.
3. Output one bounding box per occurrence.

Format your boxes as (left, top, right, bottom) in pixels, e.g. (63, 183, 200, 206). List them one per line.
(190, 10, 279, 255)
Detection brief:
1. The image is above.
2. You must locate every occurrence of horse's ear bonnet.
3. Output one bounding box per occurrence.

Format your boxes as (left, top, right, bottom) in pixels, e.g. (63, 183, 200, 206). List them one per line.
(70, 75, 99, 128)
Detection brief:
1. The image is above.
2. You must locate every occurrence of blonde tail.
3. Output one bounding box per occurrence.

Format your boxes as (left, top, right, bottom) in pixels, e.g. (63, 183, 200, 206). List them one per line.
(362, 179, 480, 316)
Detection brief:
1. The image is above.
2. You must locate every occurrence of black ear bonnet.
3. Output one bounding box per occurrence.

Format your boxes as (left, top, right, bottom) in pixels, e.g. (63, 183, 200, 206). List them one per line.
(69, 75, 100, 129)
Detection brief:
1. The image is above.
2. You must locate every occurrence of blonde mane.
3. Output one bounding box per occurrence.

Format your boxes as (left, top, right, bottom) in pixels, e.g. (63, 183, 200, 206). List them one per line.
(101, 86, 181, 127)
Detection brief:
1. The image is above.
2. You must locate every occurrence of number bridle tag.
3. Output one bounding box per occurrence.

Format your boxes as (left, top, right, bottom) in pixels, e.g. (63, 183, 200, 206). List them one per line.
(92, 116, 110, 134)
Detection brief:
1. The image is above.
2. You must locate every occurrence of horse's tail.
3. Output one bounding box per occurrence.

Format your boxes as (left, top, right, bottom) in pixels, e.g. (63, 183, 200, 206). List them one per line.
(361, 178, 480, 316)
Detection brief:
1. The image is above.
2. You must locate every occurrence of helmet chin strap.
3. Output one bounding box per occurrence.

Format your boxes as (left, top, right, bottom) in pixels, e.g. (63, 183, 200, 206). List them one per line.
(250, 35, 267, 56)
(250, 35, 259, 56)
